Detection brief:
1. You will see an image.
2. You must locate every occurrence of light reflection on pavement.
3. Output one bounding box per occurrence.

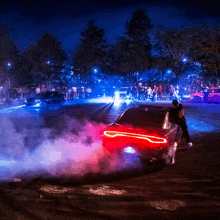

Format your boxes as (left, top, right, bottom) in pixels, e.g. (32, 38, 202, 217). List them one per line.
(0, 100, 219, 219)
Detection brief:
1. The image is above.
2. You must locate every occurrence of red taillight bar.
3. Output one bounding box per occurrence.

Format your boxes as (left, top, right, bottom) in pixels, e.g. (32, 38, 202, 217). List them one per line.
(103, 131, 167, 144)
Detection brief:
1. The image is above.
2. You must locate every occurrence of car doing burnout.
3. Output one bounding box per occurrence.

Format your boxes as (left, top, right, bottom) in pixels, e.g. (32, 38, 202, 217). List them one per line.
(25, 91, 66, 107)
(102, 105, 182, 165)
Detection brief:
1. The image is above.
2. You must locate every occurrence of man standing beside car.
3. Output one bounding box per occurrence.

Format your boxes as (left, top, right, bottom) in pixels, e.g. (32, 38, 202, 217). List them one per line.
(169, 99, 193, 147)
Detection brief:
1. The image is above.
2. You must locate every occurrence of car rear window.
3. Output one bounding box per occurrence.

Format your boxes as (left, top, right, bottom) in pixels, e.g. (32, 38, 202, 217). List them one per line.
(116, 108, 165, 128)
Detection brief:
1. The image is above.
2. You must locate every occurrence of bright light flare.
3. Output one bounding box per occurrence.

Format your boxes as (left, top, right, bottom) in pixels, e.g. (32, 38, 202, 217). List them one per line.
(125, 99, 131, 104)
(114, 99, 121, 106)
(124, 147, 136, 154)
(103, 131, 167, 144)
(115, 91, 120, 99)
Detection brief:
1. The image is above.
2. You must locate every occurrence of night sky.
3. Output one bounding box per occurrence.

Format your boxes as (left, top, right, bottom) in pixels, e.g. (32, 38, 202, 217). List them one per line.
(0, 0, 219, 56)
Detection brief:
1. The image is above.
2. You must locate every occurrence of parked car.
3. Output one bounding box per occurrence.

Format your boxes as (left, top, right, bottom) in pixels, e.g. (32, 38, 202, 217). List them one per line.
(25, 91, 66, 107)
(102, 105, 182, 166)
(189, 88, 220, 103)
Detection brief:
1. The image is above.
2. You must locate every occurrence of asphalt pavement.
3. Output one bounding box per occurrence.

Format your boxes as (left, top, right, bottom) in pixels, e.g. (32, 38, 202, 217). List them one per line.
(0, 99, 219, 219)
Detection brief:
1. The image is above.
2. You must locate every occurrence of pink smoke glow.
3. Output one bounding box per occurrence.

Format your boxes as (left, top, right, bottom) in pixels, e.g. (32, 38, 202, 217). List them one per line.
(0, 113, 143, 180)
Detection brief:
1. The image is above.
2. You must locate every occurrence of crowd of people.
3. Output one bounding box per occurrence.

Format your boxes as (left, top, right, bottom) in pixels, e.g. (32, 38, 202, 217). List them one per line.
(0, 78, 218, 104)
(127, 83, 190, 101)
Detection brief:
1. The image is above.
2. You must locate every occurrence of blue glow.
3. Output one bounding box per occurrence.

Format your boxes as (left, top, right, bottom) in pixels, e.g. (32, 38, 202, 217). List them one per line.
(194, 62, 201, 67)
(187, 117, 215, 133)
(124, 147, 136, 154)
(115, 91, 120, 99)
(7, 63, 11, 67)
(33, 103, 41, 107)
(114, 99, 121, 106)
(125, 99, 131, 104)
(167, 69, 172, 74)
(0, 159, 17, 166)
(182, 57, 187, 63)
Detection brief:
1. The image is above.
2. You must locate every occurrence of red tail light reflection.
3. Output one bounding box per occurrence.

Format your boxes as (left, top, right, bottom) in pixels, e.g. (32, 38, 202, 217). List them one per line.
(103, 131, 167, 144)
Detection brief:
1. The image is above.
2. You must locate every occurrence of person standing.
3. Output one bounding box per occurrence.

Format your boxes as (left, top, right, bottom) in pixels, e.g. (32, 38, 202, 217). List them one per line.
(152, 85, 158, 102)
(203, 86, 209, 103)
(170, 85, 175, 100)
(147, 87, 152, 100)
(158, 85, 163, 100)
(169, 99, 193, 147)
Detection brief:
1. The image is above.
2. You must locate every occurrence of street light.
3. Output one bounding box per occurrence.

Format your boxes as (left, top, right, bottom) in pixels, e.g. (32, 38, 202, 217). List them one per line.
(182, 57, 187, 63)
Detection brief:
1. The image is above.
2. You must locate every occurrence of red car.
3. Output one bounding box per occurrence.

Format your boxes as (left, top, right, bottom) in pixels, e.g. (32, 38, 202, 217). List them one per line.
(102, 105, 182, 166)
(189, 88, 220, 103)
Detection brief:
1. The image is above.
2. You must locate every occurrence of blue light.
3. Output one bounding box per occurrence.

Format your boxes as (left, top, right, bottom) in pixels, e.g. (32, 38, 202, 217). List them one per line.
(167, 69, 172, 74)
(182, 58, 187, 63)
(124, 147, 136, 154)
(94, 68, 97, 73)
(7, 63, 11, 67)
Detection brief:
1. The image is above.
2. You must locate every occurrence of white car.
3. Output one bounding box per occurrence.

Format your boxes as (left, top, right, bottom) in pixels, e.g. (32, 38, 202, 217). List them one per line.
(115, 87, 131, 99)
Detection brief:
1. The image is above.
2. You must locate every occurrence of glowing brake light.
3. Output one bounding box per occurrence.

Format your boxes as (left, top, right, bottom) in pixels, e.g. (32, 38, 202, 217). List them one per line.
(103, 131, 167, 144)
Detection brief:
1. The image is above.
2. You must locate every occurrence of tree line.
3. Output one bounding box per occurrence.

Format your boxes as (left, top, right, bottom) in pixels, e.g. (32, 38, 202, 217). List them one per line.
(1, 8, 220, 89)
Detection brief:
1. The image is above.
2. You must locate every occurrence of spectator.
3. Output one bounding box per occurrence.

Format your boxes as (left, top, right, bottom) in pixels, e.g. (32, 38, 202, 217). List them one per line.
(169, 99, 193, 148)
(170, 85, 175, 100)
(152, 85, 158, 102)
(203, 86, 209, 103)
(158, 85, 163, 100)
(147, 87, 152, 100)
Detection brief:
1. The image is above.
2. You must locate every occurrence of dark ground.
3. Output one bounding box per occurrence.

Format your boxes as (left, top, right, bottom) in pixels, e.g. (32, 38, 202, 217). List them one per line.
(0, 100, 219, 220)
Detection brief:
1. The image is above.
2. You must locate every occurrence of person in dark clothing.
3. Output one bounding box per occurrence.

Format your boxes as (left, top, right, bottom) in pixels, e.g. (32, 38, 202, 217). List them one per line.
(169, 99, 193, 147)
(203, 87, 209, 103)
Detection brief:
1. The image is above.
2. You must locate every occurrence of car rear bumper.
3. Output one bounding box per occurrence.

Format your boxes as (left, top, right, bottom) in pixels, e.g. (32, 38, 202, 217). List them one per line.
(103, 140, 169, 161)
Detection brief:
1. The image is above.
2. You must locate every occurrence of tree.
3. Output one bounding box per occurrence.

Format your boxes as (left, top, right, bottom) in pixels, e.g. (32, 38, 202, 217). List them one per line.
(0, 25, 20, 88)
(109, 8, 153, 83)
(151, 56, 174, 80)
(154, 25, 216, 79)
(195, 25, 220, 84)
(72, 20, 107, 84)
(21, 32, 67, 86)
(154, 27, 193, 78)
